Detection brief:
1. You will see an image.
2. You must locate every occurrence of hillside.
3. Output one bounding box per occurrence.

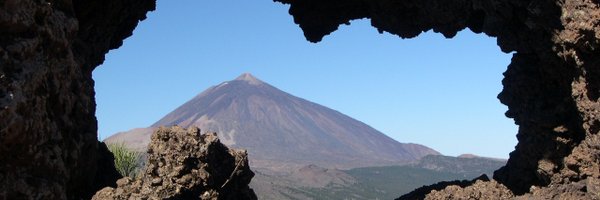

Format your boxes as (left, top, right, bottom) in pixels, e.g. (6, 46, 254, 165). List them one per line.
(250, 155, 507, 199)
(412, 154, 507, 178)
(106, 73, 439, 170)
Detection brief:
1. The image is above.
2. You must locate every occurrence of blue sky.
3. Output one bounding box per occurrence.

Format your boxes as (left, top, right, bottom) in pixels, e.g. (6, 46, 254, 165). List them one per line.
(94, 0, 517, 158)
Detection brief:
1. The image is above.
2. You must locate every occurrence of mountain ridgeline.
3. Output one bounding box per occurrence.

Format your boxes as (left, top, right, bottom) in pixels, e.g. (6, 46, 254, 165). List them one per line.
(106, 73, 439, 170)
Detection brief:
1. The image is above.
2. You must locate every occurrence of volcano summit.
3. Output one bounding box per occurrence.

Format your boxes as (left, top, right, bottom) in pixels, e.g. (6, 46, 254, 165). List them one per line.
(106, 73, 439, 170)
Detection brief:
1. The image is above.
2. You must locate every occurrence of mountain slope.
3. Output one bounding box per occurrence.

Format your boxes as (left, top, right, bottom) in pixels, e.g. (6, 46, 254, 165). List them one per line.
(106, 73, 439, 170)
(414, 154, 507, 178)
(250, 155, 506, 200)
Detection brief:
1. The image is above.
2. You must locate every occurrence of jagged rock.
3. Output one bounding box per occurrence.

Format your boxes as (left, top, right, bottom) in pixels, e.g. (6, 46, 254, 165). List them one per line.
(397, 175, 492, 200)
(275, 0, 600, 198)
(424, 180, 514, 200)
(92, 126, 257, 200)
(0, 0, 154, 199)
(398, 175, 514, 200)
(3, 0, 600, 199)
(514, 177, 600, 199)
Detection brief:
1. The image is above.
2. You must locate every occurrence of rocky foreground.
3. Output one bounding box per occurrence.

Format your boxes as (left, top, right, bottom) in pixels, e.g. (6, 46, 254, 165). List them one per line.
(93, 126, 257, 200)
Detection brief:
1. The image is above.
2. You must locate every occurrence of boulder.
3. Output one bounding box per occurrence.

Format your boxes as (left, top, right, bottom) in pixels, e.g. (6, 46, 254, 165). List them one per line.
(92, 126, 257, 200)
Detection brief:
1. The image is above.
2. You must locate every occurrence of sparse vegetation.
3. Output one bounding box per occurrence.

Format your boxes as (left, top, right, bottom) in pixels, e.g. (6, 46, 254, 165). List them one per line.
(107, 143, 142, 178)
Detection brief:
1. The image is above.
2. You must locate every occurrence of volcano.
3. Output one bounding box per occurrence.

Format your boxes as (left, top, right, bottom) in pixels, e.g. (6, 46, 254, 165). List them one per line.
(105, 73, 439, 170)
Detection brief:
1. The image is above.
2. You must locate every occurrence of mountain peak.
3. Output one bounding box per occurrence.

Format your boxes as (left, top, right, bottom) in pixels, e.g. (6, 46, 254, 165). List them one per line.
(108, 72, 440, 171)
(235, 73, 263, 85)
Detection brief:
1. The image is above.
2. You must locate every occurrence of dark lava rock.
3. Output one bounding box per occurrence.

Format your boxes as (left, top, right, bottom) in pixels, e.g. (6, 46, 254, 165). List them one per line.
(0, 0, 154, 199)
(424, 179, 514, 200)
(92, 126, 257, 200)
(275, 0, 600, 198)
(397, 175, 492, 200)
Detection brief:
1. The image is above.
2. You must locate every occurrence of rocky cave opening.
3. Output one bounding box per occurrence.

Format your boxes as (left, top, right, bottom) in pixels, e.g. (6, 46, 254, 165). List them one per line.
(1, 0, 600, 199)
(93, 4, 516, 159)
(94, 7, 518, 196)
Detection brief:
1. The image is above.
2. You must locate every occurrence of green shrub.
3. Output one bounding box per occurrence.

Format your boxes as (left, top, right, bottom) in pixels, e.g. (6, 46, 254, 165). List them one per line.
(107, 143, 142, 178)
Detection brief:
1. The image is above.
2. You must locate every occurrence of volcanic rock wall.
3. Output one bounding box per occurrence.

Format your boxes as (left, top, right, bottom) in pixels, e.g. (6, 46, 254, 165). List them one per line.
(274, 0, 600, 198)
(92, 127, 257, 200)
(0, 0, 155, 199)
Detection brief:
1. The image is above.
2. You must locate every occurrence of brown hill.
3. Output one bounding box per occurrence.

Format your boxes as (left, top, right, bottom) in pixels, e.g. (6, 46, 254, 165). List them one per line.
(106, 73, 439, 170)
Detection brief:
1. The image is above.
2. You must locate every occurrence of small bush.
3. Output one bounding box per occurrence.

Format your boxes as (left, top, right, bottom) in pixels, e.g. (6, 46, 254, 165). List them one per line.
(107, 143, 142, 178)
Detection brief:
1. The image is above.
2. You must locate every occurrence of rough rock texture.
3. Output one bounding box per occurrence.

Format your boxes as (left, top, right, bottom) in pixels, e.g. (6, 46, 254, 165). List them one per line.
(397, 175, 490, 200)
(514, 177, 600, 199)
(0, 0, 155, 199)
(274, 0, 600, 198)
(424, 180, 514, 200)
(3, 0, 600, 199)
(92, 126, 257, 200)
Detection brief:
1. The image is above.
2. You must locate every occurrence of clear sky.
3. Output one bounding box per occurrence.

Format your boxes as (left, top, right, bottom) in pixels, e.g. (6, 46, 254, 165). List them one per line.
(93, 0, 517, 159)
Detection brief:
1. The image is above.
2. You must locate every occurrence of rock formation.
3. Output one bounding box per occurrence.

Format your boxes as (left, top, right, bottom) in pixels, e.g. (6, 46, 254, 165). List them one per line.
(92, 126, 257, 200)
(397, 175, 508, 200)
(0, 0, 155, 199)
(2, 0, 600, 199)
(274, 0, 600, 198)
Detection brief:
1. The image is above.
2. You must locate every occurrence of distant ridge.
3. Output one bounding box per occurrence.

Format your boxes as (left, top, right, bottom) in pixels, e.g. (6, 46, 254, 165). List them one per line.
(106, 73, 439, 170)
(458, 153, 507, 162)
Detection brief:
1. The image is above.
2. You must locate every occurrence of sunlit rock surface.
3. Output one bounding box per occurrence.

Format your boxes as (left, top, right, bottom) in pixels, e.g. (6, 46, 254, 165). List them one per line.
(93, 126, 257, 200)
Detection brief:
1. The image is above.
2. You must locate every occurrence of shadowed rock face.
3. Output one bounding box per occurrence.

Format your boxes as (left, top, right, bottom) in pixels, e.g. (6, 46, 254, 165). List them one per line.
(0, 0, 155, 199)
(92, 126, 257, 200)
(273, 0, 600, 198)
(2, 0, 600, 199)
